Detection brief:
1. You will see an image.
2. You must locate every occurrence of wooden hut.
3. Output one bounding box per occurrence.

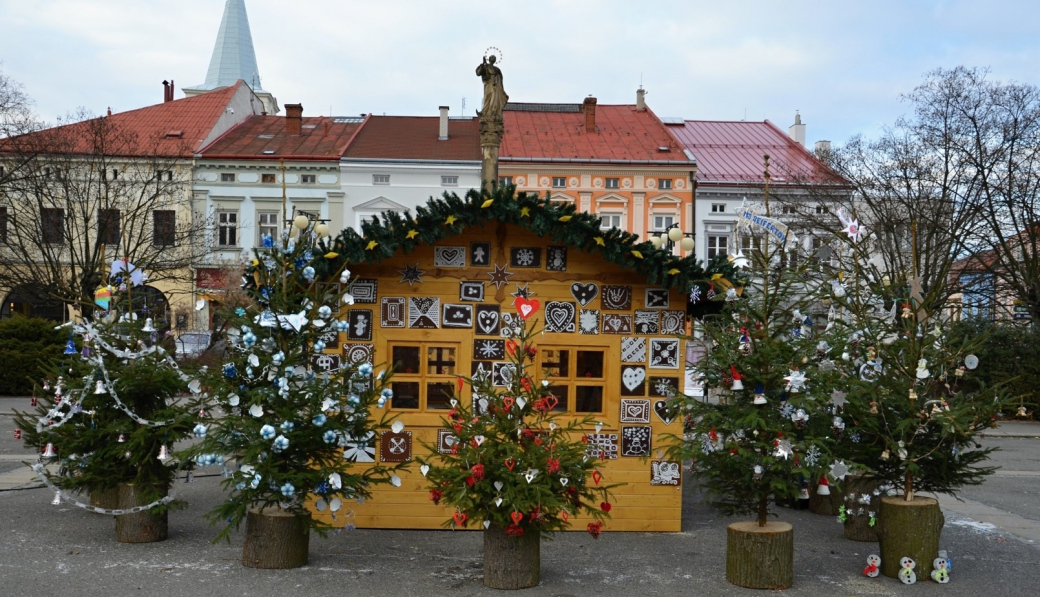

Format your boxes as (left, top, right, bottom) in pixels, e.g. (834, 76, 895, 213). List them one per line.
(312, 188, 734, 531)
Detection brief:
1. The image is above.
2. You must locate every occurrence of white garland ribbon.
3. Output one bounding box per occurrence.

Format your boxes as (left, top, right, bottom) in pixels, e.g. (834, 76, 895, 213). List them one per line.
(30, 462, 175, 515)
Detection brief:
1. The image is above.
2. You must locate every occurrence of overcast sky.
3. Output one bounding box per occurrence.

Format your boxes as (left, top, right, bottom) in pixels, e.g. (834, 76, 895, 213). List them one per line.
(3, 0, 1039, 147)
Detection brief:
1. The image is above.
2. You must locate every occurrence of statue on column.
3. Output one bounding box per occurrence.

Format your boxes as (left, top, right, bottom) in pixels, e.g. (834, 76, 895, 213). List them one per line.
(476, 53, 508, 120)
(476, 49, 507, 192)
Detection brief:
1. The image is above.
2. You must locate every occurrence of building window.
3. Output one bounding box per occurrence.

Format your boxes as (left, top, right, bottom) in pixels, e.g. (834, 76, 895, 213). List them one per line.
(441, 175, 458, 186)
(257, 211, 279, 246)
(217, 211, 238, 247)
(652, 214, 675, 232)
(605, 177, 620, 189)
(539, 348, 606, 413)
(782, 205, 797, 215)
(552, 176, 566, 188)
(220, 173, 235, 182)
(961, 273, 995, 321)
(300, 174, 316, 184)
(42, 208, 64, 244)
(0, 207, 7, 243)
(711, 203, 726, 213)
(155, 169, 173, 181)
(707, 235, 728, 260)
(658, 178, 672, 190)
(740, 234, 762, 254)
(153, 210, 176, 246)
(110, 169, 119, 180)
(499, 176, 513, 186)
(389, 343, 459, 410)
(373, 174, 390, 185)
(98, 209, 120, 245)
(599, 213, 623, 231)
(261, 173, 276, 184)
(814, 204, 828, 215)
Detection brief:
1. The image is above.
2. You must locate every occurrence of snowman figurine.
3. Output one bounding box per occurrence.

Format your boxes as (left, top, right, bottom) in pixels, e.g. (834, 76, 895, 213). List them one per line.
(863, 554, 881, 578)
(898, 557, 917, 584)
(931, 556, 950, 583)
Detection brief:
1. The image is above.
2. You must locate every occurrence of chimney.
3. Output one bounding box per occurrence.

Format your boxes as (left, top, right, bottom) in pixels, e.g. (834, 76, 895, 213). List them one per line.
(636, 87, 646, 112)
(583, 96, 597, 133)
(789, 111, 806, 147)
(285, 103, 303, 135)
(438, 106, 449, 140)
(162, 80, 172, 102)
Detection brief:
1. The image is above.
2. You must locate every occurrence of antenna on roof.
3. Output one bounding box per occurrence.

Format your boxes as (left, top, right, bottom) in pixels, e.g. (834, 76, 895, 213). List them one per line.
(461, 97, 466, 117)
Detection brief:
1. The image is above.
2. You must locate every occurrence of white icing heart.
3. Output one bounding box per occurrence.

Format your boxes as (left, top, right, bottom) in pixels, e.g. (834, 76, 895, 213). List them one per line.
(560, 477, 568, 486)
(494, 481, 504, 491)
(622, 366, 646, 391)
(483, 520, 491, 529)
(474, 435, 485, 446)
(390, 475, 402, 487)
(495, 497, 503, 507)
(420, 464, 430, 477)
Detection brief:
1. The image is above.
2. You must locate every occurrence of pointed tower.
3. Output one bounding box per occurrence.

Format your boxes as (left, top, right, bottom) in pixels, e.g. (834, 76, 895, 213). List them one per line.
(183, 0, 280, 114)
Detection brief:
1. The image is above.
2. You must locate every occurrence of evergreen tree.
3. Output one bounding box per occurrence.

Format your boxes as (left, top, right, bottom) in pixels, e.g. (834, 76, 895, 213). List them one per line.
(187, 216, 400, 540)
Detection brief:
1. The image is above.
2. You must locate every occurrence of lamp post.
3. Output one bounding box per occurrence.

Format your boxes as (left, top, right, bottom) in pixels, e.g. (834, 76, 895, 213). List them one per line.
(649, 223, 695, 253)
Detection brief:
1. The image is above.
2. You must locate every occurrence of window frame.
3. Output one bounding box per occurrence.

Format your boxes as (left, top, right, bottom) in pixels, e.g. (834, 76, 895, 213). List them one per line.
(373, 174, 390, 185)
(711, 203, 726, 213)
(499, 176, 513, 186)
(536, 346, 608, 415)
(388, 342, 461, 412)
(220, 172, 235, 182)
(257, 210, 279, 247)
(706, 234, 729, 260)
(98, 208, 121, 245)
(552, 176, 566, 188)
(261, 173, 277, 184)
(605, 177, 620, 189)
(300, 174, 316, 184)
(42, 208, 64, 245)
(598, 212, 624, 231)
(658, 178, 673, 190)
(0, 206, 7, 244)
(441, 175, 459, 187)
(153, 210, 176, 247)
(217, 210, 238, 247)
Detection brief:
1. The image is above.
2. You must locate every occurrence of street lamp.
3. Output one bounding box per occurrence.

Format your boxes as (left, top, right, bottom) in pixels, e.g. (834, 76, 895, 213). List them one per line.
(649, 223, 695, 252)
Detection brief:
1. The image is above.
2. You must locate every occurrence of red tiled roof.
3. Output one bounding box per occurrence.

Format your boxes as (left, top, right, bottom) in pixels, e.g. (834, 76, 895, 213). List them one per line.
(342, 116, 480, 161)
(668, 120, 846, 185)
(1, 83, 245, 158)
(500, 103, 690, 164)
(199, 115, 363, 160)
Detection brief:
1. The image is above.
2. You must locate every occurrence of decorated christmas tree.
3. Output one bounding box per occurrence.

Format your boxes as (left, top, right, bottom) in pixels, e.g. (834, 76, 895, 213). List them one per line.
(420, 302, 617, 590)
(822, 208, 1013, 579)
(13, 268, 200, 543)
(665, 203, 844, 589)
(187, 213, 401, 569)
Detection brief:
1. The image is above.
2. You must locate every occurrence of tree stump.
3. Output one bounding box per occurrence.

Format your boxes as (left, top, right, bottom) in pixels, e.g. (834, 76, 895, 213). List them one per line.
(90, 486, 119, 510)
(483, 523, 541, 589)
(843, 475, 880, 542)
(809, 479, 844, 516)
(241, 508, 310, 569)
(878, 496, 944, 580)
(726, 521, 794, 590)
(114, 483, 168, 543)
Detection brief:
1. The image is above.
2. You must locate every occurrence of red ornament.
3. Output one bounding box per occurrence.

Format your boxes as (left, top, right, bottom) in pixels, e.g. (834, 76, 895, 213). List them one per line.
(513, 297, 540, 320)
(510, 511, 524, 525)
(561, 510, 569, 522)
(545, 395, 559, 410)
(504, 458, 516, 471)
(505, 523, 524, 537)
(506, 340, 517, 356)
(592, 470, 603, 485)
(30, 397, 38, 407)
(13, 429, 22, 440)
(503, 397, 515, 410)
(600, 502, 612, 512)
(521, 377, 532, 392)
(456, 377, 464, 393)
(547, 458, 560, 474)
(587, 520, 603, 539)
(452, 511, 467, 526)
(471, 463, 485, 481)
(465, 475, 475, 487)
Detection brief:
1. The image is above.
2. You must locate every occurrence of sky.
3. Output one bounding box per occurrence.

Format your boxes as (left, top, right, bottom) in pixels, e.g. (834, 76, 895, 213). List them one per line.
(2, 0, 1040, 147)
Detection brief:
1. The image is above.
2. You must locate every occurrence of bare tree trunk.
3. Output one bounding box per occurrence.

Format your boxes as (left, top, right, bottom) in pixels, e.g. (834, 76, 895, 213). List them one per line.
(878, 496, 944, 580)
(241, 508, 310, 569)
(114, 482, 168, 543)
(726, 521, 794, 589)
(483, 523, 540, 590)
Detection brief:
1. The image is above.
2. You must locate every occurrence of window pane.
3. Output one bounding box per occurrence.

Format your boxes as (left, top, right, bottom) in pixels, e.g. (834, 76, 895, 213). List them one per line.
(391, 382, 419, 409)
(392, 346, 420, 374)
(541, 349, 569, 377)
(426, 383, 454, 409)
(426, 346, 456, 375)
(576, 351, 604, 378)
(574, 386, 603, 413)
(547, 386, 569, 411)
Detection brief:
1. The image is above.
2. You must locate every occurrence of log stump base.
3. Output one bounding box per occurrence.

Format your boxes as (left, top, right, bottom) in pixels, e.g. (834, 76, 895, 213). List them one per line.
(809, 481, 844, 516)
(843, 476, 880, 542)
(114, 483, 168, 543)
(483, 524, 541, 590)
(726, 521, 794, 590)
(242, 508, 311, 569)
(878, 496, 944, 580)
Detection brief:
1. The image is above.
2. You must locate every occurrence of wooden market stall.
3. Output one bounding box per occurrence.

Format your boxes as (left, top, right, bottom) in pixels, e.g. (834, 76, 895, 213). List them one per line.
(311, 189, 734, 531)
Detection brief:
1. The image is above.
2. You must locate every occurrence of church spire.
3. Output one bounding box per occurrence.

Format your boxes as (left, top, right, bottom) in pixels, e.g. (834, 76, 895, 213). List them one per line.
(183, 0, 279, 114)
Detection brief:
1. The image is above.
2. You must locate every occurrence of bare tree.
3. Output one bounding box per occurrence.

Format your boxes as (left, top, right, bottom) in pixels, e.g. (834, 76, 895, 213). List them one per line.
(0, 65, 38, 139)
(0, 109, 213, 318)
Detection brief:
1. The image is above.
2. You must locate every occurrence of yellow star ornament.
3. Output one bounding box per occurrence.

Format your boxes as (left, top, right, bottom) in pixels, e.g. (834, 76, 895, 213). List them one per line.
(594, 237, 605, 246)
(324, 252, 339, 259)
(445, 215, 458, 226)
(667, 268, 681, 275)
(558, 215, 572, 222)
(481, 199, 494, 208)
(520, 207, 531, 217)
(631, 250, 644, 259)
(405, 229, 419, 239)
(365, 240, 379, 250)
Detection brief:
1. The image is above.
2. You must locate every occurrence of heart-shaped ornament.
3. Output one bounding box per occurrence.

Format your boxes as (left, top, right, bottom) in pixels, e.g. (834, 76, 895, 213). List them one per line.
(477, 310, 499, 334)
(513, 297, 541, 320)
(510, 511, 524, 525)
(391, 420, 405, 434)
(503, 397, 515, 410)
(390, 475, 402, 487)
(562, 510, 569, 522)
(570, 282, 599, 306)
(450, 399, 458, 407)
(545, 395, 559, 410)
(483, 520, 491, 529)
(592, 470, 603, 485)
(494, 481, 504, 491)
(653, 400, 675, 425)
(495, 497, 504, 507)
(560, 477, 568, 486)
(474, 435, 486, 446)
(504, 459, 515, 471)
(420, 464, 430, 477)
(595, 421, 603, 433)
(453, 511, 467, 526)
(444, 435, 456, 446)
(524, 469, 538, 483)
(622, 366, 646, 391)
(549, 422, 557, 431)
(516, 397, 527, 410)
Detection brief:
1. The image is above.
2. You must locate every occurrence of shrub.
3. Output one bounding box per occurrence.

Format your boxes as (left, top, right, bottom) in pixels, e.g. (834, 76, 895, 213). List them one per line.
(0, 316, 64, 395)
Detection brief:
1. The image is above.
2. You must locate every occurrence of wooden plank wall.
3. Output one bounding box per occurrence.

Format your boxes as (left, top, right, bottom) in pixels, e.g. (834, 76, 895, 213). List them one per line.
(312, 222, 686, 532)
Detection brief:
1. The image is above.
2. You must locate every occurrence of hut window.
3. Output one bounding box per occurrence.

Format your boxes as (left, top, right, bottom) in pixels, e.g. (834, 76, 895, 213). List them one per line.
(389, 343, 458, 410)
(538, 347, 606, 414)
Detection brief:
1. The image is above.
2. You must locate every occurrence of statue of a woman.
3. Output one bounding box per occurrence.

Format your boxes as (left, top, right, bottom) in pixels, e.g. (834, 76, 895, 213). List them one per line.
(476, 55, 508, 119)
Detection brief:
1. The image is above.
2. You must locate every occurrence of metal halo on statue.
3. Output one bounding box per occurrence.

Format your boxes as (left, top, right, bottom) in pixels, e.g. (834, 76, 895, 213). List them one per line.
(484, 46, 503, 64)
